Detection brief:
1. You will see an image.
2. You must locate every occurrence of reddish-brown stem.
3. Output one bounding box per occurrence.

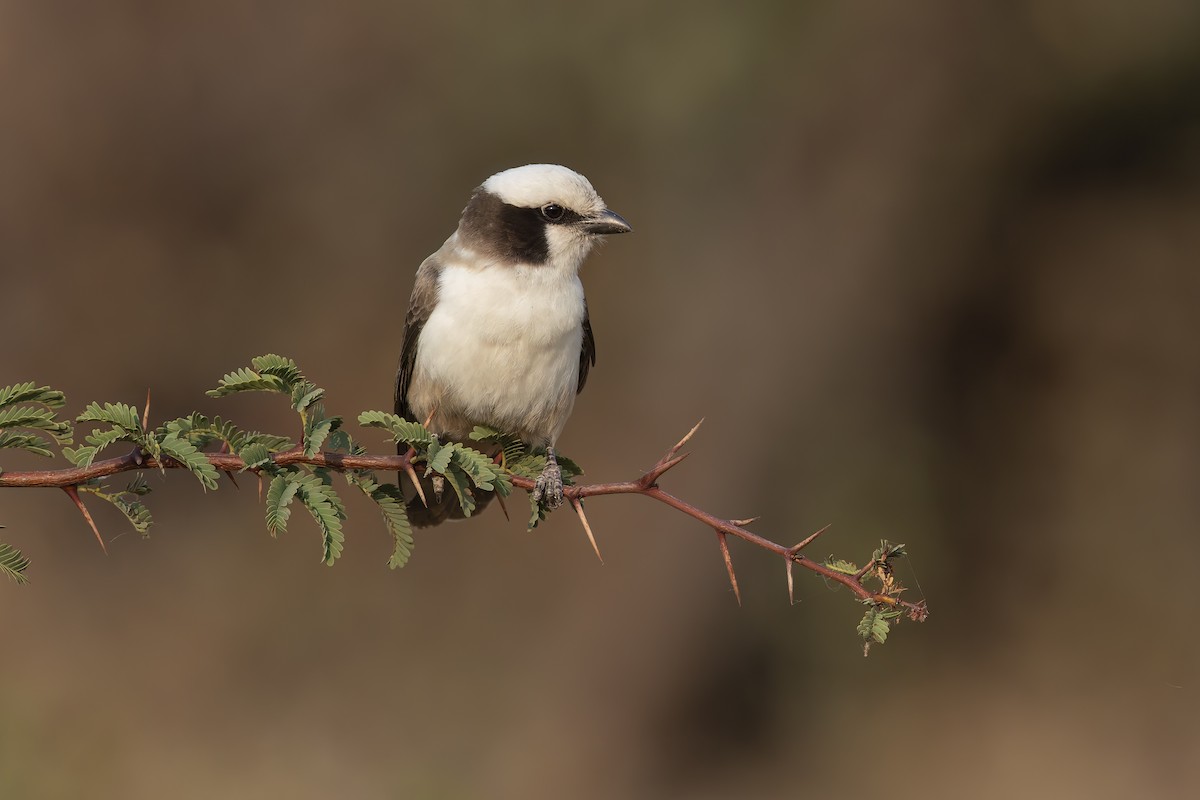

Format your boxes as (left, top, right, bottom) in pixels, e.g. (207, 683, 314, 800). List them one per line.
(1, 438, 929, 622)
(0, 447, 412, 488)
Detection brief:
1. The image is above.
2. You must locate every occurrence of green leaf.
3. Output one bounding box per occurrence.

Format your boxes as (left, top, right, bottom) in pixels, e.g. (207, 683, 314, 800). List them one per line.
(72, 400, 154, 465)
(161, 412, 206, 439)
(872, 540, 907, 562)
(0, 431, 55, 457)
(163, 414, 245, 452)
(77, 402, 142, 433)
(0, 383, 65, 410)
(824, 559, 859, 575)
(505, 452, 546, 480)
(857, 604, 903, 649)
(556, 454, 583, 482)
(252, 354, 303, 388)
(79, 478, 154, 535)
(0, 403, 72, 450)
(206, 367, 289, 397)
(424, 440, 454, 475)
(440, 463, 476, 518)
(491, 470, 513, 497)
(111, 495, 153, 534)
(241, 432, 294, 452)
(125, 473, 152, 496)
(313, 468, 348, 519)
(0, 541, 31, 585)
(504, 450, 580, 487)
(527, 492, 550, 530)
(0, 405, 64, 431)
(325, 429, 361, 456)
(290, 381, 325, 413)
(158, 437, 221, 491)
(339, 467, 414, 569)
(468, 425, 505, 441)
(357, 411, 434, 447)
(449, 444, 511, 495)
(264, 470, 301, 536)
(84, 426, 132, 450)
(62, 445, 99, 468)
(238, 442, 274, 471)
(207, 354, 308, 398)
(371, 483, 413, 569)
(293, 473, 346, 565)
(302, 407, 341, 457)
(469, 426, 528, 464)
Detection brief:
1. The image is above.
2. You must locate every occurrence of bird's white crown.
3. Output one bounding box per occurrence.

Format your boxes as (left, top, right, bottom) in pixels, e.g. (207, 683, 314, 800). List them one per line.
(482, 164, 605, 215)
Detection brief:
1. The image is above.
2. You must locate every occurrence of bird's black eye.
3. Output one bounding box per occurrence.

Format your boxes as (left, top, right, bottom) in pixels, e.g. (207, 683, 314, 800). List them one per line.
(540, 203, 566, 222)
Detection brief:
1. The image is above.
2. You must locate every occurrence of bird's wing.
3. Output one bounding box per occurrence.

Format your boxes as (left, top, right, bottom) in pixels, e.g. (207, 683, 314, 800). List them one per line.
(578, 300, 596, 394)
(395, 255, 441, 421)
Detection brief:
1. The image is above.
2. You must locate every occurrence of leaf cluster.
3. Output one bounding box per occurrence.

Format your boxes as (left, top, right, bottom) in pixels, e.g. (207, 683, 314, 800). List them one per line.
(0, 383, 71, 463)
(2, 356, 926, 653)
(469, 425, 580, 528)
(851, 539, 912, 655)
(0, 383, 72, 582)
(361, 413, 514, 523)
(0, 357, 557, 583)
(0, 538, 30, 586)
(205, 356, 414, 567)
(857, 604, 904, 656)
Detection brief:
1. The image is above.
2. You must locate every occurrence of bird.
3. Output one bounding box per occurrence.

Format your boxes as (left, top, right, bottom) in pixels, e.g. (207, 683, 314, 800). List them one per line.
(395, 164, 632, 527)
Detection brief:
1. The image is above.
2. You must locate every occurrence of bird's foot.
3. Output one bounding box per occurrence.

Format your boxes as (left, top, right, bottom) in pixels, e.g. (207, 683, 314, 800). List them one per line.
(533, 448, 565, 509)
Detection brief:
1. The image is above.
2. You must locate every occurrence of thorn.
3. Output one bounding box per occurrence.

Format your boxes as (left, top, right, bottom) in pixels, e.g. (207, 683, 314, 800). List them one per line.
(405, 464, 427, 507)
(63, 486, 106, 555)
(717, 531, 741, 606)
(257, 473, 263, 504)
(643, 451, 691, 485)
(570, 496, 603, 563)
(422, 405, 438, 429)
(666, 418, 704, 461)
(788, 523, 832, 555)
(729, 516, 760, 527)
(495, 491, 511, 522)
(786, 557, 796, 605)
(212, 441, 240, 489)
(640, 419, 704, 486)
(141, 388, 151, 430)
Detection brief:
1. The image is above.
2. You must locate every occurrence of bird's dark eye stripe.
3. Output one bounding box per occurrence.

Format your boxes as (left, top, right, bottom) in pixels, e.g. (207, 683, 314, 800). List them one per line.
(539, 203, 582, 225)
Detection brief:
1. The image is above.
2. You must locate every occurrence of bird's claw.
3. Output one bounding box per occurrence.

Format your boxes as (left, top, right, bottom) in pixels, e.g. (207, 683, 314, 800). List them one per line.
(533, 457, 564, 509)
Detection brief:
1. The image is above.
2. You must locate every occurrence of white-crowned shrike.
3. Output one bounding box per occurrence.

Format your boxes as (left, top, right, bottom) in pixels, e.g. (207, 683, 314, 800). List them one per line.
(395, 164, 631, 526)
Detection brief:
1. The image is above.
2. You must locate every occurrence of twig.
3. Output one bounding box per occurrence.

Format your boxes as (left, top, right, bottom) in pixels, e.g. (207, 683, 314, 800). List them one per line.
(0, 448, 412, 488)
(0, 430, 929, 622)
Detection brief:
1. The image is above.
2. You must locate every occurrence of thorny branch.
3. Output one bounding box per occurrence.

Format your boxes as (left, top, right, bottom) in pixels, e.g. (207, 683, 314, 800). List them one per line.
(0, 423, 929, 623)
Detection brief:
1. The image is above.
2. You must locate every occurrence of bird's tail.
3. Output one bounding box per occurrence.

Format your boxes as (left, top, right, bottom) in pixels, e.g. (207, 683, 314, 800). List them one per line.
(397, 440, 497, 528)
(404, 476, 495, 528)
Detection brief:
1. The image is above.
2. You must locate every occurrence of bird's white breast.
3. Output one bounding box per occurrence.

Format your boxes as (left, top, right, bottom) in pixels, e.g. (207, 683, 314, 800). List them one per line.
(413, 261, 585, 445)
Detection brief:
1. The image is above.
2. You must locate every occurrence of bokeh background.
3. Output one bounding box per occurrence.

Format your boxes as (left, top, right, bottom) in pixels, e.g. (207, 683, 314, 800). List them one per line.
(4, 1, 1200, 797)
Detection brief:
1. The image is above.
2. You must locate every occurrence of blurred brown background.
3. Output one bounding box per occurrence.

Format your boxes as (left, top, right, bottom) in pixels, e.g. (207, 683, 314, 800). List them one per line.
(4, 1, 1200, 797)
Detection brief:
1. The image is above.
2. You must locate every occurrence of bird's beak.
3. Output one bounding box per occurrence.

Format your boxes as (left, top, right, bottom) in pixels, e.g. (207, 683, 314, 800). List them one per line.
(581, 208, 632, 235)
